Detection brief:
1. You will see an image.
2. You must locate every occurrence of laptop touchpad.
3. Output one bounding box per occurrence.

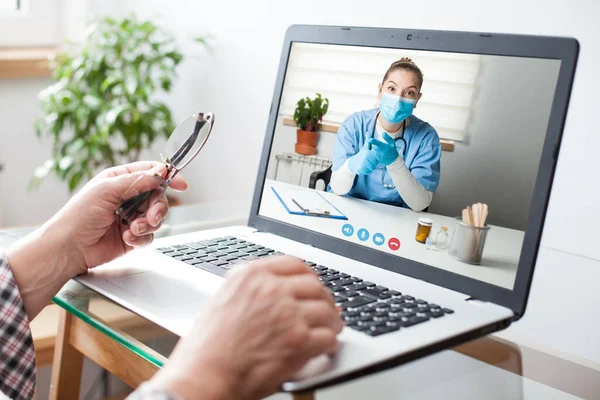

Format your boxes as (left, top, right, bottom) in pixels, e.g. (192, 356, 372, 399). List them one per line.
(106, 271, 208, 307)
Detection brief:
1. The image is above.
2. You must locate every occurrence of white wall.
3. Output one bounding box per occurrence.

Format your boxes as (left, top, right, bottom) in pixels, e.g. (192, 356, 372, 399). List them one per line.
(1, 0, 599, 386)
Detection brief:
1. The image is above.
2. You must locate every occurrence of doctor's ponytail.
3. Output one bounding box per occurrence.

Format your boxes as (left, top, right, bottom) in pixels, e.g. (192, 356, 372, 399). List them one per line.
(382, 58, 424, 90)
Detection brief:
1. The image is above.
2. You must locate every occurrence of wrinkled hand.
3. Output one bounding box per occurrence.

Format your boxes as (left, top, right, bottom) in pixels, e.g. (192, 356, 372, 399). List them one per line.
(52, 161, 187, 275)
(150, 256, 344, 400)
(371, 132, 400, 167)
(348, 138, 382, 175)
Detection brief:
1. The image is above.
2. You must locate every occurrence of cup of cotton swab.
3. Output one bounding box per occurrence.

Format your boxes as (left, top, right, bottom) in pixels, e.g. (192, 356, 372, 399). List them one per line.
(449, 203, 490, 265)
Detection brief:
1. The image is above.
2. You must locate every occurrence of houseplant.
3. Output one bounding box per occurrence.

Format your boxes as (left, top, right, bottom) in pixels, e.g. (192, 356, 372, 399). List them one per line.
(292, 93, 329, 155)
(31, 14, 187, 192)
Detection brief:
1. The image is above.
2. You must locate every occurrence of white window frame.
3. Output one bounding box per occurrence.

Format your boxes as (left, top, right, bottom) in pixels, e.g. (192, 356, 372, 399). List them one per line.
(0, 0, 63, 47)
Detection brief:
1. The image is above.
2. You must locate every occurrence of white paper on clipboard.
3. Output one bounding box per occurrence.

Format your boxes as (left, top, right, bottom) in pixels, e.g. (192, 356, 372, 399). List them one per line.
(272, 187, 346, 219)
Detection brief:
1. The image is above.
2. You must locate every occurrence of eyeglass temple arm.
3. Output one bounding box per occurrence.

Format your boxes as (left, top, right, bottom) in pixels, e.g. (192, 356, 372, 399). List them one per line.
(169, 116, 204, 166)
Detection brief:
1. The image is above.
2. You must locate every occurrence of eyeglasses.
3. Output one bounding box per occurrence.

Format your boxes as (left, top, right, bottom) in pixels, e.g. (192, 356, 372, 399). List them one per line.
(115, 112, 215, 225)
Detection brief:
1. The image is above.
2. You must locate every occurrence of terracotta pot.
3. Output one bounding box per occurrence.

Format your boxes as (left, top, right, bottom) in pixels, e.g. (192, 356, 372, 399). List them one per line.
(296, 129, 318, 155)
(295, 143, 317, 155)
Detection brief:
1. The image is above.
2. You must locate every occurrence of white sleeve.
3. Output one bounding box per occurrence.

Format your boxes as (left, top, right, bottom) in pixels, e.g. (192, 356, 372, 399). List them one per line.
(329, 159, 356, 195)
(386, 157, 433, 211)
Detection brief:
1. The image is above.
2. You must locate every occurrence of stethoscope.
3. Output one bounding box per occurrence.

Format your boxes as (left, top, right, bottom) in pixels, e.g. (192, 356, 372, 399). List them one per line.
(371, 110, 407, 189)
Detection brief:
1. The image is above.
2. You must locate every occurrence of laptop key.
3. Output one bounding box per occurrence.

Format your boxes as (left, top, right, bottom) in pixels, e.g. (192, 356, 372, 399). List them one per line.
(320, 275, 341, 282)
(334, 295, 348, 303)
(187, 243, 208, 250)
(399, 316, 429, 327)
(157, 247, 175, 253)
(344, 296, 376, 309)
(351, 324, 370, 332)
(346, 283, 369, 291)
(442, 308, 454, 314)
(330, 286, 347, 293)
(210, 260, 230, 267)
(366, 325, 400, 336)
(389, 311, 416, 319)
(360, 288, 391, 300)
(175, 255, 194, 261)
(201, 256, 218, 262)
(333, 279, 354, 286)
(194, 262, 227, 277)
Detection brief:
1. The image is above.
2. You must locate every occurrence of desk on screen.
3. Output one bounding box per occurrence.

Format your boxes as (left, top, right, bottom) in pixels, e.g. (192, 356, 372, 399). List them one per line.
(259, 179, 523, 289)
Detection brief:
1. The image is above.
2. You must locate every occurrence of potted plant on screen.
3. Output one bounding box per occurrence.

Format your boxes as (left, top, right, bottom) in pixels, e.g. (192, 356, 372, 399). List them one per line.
(292, 93, 329, 156)
(31, 14, 204, 194)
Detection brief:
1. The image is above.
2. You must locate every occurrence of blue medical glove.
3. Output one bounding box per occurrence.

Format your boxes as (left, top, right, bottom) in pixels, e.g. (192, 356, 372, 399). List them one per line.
(347, 139, 381, 175)
(371, 132, 400, 166)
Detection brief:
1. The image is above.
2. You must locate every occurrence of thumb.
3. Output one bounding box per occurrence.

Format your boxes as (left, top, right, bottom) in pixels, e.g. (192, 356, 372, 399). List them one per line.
(107, 164, 167, 202)
(382, 132, 395, 145)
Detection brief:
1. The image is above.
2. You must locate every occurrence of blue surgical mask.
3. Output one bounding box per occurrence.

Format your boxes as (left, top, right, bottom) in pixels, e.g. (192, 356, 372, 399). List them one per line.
(379, 92, 416, 124)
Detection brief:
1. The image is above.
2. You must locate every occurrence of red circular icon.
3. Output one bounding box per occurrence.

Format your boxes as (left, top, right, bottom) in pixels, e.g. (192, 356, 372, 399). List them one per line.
(388, 237, 401, 251)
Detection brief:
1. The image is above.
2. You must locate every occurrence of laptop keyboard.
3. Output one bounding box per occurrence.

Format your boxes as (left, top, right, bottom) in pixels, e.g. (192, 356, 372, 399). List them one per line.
(156, 236, 454, 337)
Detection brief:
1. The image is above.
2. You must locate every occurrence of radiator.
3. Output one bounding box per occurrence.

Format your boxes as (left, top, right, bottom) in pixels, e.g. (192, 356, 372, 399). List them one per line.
(273, 152, 332, 189)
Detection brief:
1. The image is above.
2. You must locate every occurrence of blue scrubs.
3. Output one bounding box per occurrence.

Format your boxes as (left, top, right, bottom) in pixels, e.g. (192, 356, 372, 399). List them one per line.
(330, 108, 441, 208)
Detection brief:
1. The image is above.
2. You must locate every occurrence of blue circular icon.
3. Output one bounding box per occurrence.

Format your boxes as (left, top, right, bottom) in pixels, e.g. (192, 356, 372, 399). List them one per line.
(372, 233, 385, 246)
(357, 228, 370, 241)
(342, 223, 354, 237)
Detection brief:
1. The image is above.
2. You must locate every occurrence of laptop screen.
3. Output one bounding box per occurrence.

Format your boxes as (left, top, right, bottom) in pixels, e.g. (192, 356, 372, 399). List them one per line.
(258, 41, 561, 290)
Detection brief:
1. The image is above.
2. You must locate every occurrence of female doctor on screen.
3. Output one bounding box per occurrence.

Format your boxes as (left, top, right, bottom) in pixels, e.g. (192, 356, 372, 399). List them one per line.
(329, 58, 441, 212)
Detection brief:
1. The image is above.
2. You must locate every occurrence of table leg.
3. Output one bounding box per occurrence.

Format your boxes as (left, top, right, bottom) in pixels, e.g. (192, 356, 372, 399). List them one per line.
(49, 308, 84, 399)
(292, 391, 315, 400)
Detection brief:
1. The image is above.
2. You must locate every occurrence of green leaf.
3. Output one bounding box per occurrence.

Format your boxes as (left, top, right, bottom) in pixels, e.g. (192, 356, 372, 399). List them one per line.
(68, 170, 84, 192)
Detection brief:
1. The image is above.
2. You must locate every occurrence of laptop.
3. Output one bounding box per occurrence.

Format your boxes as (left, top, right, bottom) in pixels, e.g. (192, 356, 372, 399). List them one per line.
(77, 25, 578, 391)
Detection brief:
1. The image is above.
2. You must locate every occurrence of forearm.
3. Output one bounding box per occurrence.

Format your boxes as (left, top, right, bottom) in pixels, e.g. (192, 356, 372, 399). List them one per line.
(387, 158, 433, 211)
(329, 160, 356, 195)
(5, 218, 79, 320)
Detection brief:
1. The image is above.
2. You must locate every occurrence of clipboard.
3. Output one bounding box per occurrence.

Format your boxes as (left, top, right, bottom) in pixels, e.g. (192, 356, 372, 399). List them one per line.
(271, 186, 348, 220)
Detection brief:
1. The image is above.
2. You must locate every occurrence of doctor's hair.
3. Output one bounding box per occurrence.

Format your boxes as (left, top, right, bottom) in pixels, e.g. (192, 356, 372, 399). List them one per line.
(382, 57, 424, 91)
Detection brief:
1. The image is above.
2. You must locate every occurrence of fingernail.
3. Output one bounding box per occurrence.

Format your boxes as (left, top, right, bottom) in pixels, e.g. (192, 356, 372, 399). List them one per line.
(155, 213, 164, 225)
(135, 222, 148, 235)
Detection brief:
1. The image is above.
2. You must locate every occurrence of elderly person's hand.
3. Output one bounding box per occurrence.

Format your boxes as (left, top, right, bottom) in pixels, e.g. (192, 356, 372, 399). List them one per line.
(6, 161, 187, 319)
(58, 161, 187, 273)
(149, 256, 343, 400)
